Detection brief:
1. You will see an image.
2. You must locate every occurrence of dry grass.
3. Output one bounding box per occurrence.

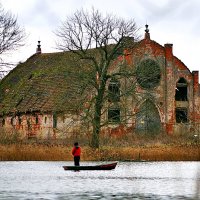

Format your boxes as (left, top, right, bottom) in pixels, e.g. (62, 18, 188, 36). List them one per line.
(0, 144, 199, 161)
(0, 128, 199, 161)
(0, 144, 70, 161)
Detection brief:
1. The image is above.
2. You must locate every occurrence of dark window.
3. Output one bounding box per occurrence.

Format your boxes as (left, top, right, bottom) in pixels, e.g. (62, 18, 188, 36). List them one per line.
(45, 117, 47, 124)
(108, 80, 120, 102)
(175, 78, 187, 101)
(11, 117, 14, 125)
(53, 114, 57, 128)
(176, 108, 188, 123)
(27, 119, 31, 130)
(18, 117, 22, 125)
(108, 108, 120, 122)
(178, 77, 187, 83)
(2, 118, 5, 126)
(35, 116, 39, 124)
(62, 116, 65, 123)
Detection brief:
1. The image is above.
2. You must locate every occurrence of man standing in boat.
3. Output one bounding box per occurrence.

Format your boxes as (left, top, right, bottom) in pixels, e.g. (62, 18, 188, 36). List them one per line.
(72, 142, 81, 166)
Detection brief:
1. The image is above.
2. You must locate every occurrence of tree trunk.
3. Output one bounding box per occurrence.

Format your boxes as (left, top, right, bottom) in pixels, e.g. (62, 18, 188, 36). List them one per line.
(91, 110, 101, 148)
(91, 81, 106, 148)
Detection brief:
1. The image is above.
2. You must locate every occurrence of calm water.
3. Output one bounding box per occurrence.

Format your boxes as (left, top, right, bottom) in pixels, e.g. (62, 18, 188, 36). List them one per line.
(0, 161, 200, 200)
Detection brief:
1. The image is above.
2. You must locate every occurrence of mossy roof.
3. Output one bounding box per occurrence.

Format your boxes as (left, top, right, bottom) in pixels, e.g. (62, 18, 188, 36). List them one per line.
(0, 51, 92, 116)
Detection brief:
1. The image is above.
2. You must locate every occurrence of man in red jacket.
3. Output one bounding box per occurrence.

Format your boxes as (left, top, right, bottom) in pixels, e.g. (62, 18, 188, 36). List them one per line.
(72, 142, 81, 166)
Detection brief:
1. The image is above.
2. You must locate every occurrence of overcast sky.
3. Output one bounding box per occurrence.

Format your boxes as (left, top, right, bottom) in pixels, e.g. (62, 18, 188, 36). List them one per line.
(1, 0, 200, 72)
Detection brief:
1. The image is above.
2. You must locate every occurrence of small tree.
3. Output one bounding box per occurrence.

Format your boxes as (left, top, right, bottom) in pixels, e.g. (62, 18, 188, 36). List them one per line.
(55, 8, 139, 148)
(0, 4, 26, 78)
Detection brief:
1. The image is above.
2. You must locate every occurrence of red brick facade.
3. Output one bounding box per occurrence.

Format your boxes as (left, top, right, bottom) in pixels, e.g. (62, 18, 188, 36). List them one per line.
(1, 26, 200, 139)
(118, 26, 200, 136)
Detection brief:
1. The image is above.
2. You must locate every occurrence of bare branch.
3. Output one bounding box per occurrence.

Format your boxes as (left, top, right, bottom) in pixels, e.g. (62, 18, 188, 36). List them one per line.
(55, 8, 139, 147)
(0, 6, 26, 55)
(0, 4, 26, 77)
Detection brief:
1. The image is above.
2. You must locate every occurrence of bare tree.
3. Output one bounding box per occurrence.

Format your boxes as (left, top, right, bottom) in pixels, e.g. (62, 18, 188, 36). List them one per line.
(55, 8, 139, 148)
(0, 4, 26, 78)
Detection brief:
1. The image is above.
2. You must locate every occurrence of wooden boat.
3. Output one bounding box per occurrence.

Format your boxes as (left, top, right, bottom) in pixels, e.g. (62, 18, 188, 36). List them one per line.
(63, 162, 118, 171)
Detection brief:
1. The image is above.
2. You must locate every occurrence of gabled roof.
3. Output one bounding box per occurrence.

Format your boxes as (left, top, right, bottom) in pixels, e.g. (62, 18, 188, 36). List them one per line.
(0, 52, 91, 115)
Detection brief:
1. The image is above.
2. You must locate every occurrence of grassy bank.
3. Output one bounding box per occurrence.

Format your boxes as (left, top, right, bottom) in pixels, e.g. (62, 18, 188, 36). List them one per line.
(0, 130, 200, 161)
(0, 144, 200, 161)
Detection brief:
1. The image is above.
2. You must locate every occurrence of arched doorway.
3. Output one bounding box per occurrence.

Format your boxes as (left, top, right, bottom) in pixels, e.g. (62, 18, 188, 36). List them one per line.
(135, 100, 161, 135)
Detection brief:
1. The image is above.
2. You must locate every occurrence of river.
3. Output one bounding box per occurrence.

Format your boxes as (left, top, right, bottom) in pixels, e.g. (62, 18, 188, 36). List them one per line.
(0, 161, 200, 199)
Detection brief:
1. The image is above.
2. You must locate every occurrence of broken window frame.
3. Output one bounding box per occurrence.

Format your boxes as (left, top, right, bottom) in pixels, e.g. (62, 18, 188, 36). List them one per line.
(175, 77, 188, 101)
(108, 107, 120, 123)
(175, 107, 188, 123)
(108, 79, 120, 102)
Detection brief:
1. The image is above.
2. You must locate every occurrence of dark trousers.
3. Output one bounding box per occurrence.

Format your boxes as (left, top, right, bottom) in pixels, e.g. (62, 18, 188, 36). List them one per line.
(74, 156, 80, 166)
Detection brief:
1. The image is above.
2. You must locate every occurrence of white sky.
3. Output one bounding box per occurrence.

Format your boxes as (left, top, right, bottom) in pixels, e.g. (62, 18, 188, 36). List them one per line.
(1, 0, 200, 72)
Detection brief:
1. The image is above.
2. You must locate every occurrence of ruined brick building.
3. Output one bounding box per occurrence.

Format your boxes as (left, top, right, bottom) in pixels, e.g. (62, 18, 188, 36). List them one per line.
(0, 25, 200, 139)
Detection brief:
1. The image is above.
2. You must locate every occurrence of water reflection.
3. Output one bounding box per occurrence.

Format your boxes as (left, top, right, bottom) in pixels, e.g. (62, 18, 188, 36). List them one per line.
(0, 161, 199, 200)
(195, 168, 200, 199)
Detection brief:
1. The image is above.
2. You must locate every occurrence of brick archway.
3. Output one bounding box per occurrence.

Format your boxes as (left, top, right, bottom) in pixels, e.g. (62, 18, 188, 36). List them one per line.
(135, 100, 161, 135)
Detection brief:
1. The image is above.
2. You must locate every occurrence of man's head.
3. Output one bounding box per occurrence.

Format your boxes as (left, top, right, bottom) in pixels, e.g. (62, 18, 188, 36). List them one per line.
(74, 142, 78, 147)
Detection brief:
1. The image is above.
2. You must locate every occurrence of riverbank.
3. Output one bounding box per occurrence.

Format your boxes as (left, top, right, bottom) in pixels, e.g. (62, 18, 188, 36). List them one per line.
(0, 144, 199, 161)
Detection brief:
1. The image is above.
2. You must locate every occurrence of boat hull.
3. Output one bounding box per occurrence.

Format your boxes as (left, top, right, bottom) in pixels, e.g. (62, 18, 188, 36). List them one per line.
(63, 162, 117, 171)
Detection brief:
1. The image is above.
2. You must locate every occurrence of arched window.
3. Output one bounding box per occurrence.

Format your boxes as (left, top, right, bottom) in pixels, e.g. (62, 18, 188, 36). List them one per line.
(175, 78, 187, 101)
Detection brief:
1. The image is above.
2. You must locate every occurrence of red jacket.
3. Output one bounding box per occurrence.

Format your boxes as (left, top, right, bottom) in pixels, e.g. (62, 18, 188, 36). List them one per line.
(72, 146, 81, 156)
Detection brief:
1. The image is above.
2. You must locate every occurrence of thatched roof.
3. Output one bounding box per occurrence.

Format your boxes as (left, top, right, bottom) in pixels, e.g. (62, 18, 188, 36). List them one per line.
(0, 51, 92, 116)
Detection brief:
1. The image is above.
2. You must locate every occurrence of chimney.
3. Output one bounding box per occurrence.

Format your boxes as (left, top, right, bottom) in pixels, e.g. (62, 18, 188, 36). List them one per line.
(164, 43, 173, 61)
(36, 41, 41, 54)
(192, 71, 199, 93)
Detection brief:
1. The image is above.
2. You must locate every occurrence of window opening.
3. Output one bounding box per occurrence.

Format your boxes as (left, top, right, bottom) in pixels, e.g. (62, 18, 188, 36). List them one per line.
(108, 108, 120, 122)
(11, 117, 14, 125)
(27, 119, 31, 130)
(45, 117, 47, 124)
(62, 116, 65, 123)
(176, 108, 188, 123)
(36, 116, 39, 124)
(53, 114, 57, 128)
(18, 117, 22, 125)
(175, 78, 187, 101)
(2, 118, 5, 126)
(108, 79, 120, 102)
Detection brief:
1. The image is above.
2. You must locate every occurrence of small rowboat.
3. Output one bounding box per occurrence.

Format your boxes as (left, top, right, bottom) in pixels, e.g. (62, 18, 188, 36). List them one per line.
(63, 162, 118, 171)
